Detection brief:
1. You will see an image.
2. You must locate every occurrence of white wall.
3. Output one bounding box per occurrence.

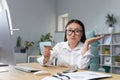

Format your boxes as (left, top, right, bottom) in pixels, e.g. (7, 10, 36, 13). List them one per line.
(5, 0, 120, 54)
(55, 0, 120, 43)
(6, 0, 56, 55)
(57, 0, 120, 34)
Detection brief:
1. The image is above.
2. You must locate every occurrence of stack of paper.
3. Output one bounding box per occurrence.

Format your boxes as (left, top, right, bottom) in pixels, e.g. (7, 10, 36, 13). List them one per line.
(41, 71, 112, 80)
(64, 71, 112, 80)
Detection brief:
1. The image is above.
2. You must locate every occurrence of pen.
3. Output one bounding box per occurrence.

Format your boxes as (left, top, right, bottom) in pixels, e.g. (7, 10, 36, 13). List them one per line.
(57, 73, 71, 79)
(52, 75, 63, 80)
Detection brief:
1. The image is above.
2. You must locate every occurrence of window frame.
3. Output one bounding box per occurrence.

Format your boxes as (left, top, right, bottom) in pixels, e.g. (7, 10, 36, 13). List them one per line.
(57, 13, 68, 32)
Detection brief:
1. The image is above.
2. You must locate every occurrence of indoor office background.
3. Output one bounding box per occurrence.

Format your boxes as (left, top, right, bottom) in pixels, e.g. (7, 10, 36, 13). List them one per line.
(6, 0, 120, 55)
(0, 0, 119, 74)
(1, 0, 120, 73)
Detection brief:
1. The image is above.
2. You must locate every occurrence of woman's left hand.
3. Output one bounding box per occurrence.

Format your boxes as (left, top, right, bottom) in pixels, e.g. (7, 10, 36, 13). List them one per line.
(81, 35, 104, 55)
(86, 35, 104, 44)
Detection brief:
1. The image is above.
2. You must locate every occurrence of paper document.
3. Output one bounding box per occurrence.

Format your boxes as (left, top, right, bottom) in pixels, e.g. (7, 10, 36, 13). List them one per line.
(64, 71, 112, 80)
(42, 71, 112, 80)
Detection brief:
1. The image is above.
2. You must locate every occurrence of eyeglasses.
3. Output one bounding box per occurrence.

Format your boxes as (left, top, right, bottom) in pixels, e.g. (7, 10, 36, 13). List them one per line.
(66, 29, 83, 35)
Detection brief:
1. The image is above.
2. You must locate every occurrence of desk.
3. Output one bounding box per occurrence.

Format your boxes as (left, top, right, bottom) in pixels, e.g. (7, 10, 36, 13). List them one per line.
(15, 53, 27, 63)
(27, 55, 41, 63)
(0, 63, 119, 80)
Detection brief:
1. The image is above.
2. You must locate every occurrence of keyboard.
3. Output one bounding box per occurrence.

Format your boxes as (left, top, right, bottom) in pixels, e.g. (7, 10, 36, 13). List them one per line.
(0, 63, 8, 66)
(15, 66, 41, 72)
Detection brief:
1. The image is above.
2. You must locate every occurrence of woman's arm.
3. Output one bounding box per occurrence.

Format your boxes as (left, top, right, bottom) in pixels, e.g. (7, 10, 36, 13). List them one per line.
(37, 44, 59, 66)
(81, 35, 104, 56)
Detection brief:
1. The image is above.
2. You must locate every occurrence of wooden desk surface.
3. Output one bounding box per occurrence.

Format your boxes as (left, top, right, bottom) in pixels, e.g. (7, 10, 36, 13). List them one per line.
(0, 63, 120, 80)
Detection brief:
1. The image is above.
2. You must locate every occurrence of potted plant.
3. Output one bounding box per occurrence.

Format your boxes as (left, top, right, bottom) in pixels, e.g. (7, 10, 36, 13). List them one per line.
(105, 13, 117, 33)
(114, 56, 120, 66)
(16, 36, 21, 47)
(38, 33, 55, 44)
(21, 41, 34, 53)
(14, 36, 22, 53)
(38, 33, 53, 42)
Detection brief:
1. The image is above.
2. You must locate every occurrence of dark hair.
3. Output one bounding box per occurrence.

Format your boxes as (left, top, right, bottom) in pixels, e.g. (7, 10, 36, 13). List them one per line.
(64, 19, 86, 43)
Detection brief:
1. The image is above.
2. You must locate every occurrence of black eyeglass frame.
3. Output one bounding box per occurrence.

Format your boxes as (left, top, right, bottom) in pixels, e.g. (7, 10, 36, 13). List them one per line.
(66, 29, 83, 35)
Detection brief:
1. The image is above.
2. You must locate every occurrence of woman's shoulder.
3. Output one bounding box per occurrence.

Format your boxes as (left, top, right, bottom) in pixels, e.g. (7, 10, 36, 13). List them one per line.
(78, 42, 91, 48)
(55, 41, 66, 46)
(53, 41, 67, 48)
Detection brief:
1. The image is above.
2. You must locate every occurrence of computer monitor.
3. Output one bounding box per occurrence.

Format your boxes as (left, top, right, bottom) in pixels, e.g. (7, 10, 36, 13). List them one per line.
(0, 10, 15, 66)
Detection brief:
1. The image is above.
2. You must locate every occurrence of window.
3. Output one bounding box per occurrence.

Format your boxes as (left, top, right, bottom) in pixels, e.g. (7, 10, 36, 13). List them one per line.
(0, 0, 13, 35)
(57, 13, 68, 32)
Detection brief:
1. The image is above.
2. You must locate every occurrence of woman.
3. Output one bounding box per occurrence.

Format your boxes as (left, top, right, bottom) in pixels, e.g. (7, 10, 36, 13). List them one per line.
(37, 19, 104, 69)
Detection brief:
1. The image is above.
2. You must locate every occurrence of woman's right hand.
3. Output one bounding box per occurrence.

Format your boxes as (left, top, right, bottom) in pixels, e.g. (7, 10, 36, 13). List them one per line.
(43, 46, 51, 64)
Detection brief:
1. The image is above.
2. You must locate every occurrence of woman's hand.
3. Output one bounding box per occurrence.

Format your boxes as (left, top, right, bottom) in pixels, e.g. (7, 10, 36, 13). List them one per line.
(43, 46, 51, 64)
(86, 35, 104, 44)
(81, 35, 104, 55)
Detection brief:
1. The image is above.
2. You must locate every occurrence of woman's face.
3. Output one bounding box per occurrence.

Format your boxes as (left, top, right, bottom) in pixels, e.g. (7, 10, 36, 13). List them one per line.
(66, 22, 83, 43)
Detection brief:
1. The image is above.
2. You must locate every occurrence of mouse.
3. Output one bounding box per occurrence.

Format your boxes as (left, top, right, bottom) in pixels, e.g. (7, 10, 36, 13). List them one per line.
(33, 71, 50, 75)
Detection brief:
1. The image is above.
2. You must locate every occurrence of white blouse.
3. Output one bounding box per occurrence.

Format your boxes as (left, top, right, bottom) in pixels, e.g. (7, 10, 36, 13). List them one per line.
(37, 41, 93, 69)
